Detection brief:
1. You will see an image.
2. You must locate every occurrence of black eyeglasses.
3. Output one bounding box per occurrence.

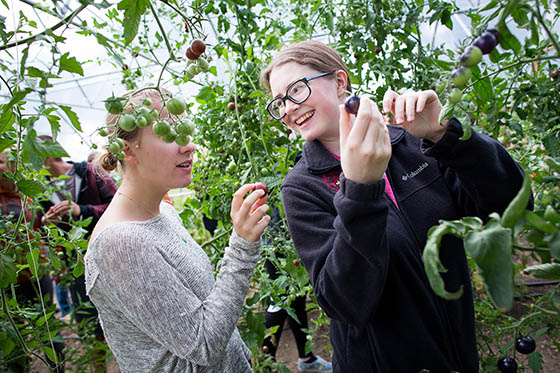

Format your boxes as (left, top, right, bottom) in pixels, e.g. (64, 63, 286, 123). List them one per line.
(266, 71, 335, 120)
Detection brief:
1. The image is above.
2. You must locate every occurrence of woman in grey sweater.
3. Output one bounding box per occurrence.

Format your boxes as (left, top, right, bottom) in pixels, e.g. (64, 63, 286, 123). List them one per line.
(84, 88, 270, 372)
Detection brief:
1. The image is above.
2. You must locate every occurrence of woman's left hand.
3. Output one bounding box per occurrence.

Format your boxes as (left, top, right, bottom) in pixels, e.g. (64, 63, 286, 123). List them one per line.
(383, 89, 447, 143)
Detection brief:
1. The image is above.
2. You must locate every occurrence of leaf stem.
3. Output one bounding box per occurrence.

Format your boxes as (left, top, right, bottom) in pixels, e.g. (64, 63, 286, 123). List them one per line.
(0, 3, 88, 51)
(149, 1, 175, 60)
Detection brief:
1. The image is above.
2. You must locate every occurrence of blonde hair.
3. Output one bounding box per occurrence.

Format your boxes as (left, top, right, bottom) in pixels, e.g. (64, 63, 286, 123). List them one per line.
(99, 88, 172, 172)
(260, 40, 352, 93)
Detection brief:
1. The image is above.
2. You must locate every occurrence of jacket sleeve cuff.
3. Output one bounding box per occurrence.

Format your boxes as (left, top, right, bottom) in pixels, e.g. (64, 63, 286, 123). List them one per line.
(421, 116, 465, 156)
(339, 174, 386, 202)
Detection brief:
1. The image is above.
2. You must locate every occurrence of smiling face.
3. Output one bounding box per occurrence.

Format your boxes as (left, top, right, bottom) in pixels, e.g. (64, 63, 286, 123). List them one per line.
(269, 62, 347, 145)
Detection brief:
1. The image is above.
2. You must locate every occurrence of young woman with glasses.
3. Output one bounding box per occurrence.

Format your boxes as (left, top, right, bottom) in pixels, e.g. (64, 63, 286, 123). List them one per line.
(260, 40, 528, 372)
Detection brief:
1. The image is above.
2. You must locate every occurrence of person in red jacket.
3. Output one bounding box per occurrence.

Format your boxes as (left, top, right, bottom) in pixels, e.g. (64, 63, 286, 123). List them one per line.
(260, 40, 527, 372)
(38, 136, 117, 371)
(0, 151, 66, 372)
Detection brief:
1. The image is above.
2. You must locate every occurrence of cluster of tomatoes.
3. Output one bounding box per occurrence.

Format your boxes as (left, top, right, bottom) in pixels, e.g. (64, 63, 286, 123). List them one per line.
(185, 39, 210, 80)
(442, 28, 500, 104)
(101, 94, 195, 159)
(497, 335, 537, 372)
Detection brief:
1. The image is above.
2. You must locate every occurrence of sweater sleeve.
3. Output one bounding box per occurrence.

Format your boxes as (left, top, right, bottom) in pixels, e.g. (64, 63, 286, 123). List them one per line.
(281, 176, 391, 327)
(89, 225, 259, 365)
(422, 117, 530, 218)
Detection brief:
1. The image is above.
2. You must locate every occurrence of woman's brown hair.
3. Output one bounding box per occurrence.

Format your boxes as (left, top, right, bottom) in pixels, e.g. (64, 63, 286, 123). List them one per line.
(260, 40, 352, 93)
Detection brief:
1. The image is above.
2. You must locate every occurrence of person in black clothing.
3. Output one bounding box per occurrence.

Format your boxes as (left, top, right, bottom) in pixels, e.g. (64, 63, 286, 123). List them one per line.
(259, 40, 527, 372)
(261, 205, 332, 372)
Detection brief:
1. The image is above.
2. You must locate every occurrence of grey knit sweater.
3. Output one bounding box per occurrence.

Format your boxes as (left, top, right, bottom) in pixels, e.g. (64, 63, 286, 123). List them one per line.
(84, 202, 259, 372)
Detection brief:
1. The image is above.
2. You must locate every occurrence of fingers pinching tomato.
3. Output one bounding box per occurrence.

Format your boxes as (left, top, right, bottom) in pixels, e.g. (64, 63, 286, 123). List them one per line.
(230, 183, 271, 242)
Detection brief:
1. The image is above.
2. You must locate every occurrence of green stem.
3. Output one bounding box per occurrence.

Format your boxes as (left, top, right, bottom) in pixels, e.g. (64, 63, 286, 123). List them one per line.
(0, 3, 88, 51)
(201, 229, 230, 249)
(149, 1, 175, 60)
(534, 0, 560, 54)
(468, 55, 560, 88)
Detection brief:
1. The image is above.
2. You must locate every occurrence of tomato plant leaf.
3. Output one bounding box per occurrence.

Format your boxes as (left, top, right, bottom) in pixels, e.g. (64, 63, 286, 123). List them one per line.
(118, 0, 149, 45)
(59, 105, 82, 131)
(438, 102, 455, 123)
(0, 254, 18, 288)
(464, 226, 513, 311)
(423, 222, 465, 301)
(524, 263, 560, 280)
(59, 52, 84, 76)
(528, 351, 543, 373)
(16, 179, 44, 197)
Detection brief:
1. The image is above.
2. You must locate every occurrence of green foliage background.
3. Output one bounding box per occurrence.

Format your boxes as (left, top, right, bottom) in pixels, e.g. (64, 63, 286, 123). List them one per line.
(0, 0, 559, 371)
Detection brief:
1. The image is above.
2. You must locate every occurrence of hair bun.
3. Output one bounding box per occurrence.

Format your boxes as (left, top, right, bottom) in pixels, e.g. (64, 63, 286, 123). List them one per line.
(99, 151, 118, 172)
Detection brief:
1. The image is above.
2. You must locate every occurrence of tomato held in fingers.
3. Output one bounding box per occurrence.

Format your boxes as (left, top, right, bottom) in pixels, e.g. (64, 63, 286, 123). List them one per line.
(344, 95, 360, 114)
(253, 182, 269, 195)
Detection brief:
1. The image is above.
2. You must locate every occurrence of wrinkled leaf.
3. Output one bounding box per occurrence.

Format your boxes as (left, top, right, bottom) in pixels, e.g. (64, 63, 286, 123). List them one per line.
(464, 226, 513, 311)
(524, 263, 560, 280)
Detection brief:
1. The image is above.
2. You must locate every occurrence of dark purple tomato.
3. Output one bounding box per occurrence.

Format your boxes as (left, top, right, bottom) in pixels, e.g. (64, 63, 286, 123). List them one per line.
(473, 32, 498, 54)
(344, 95, 360, 115)
(515, 336, 536, 354)
(486, 29, 500, 44)
(497, 357, 518, 373)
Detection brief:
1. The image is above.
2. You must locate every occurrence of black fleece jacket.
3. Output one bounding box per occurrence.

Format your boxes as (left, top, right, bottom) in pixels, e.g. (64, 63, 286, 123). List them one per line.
(280, 118, 525, 372)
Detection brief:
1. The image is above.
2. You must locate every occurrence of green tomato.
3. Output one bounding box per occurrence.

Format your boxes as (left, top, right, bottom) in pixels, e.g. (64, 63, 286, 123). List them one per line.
(116, 151, 126, 160)
(105, 97, 124, 114)
(98, 128, 110, 137)
(108, 142, 121, 153)
(118, 114, 137, 132)
(451, 67, 472, 89)
(448, 88, 462, 104)
(142, 98, 152, 107)
(115, 138, 125, 150)
(153, 120, 171, 137)
(161, 128, 178, 143)
(175, 120, 195, 136)
(175, 135, 191, 146)
(136, 116, 148, 128)
(460, 46, 482, 68)
(166, 97, 186, 116)
(197, 58, 209, 72)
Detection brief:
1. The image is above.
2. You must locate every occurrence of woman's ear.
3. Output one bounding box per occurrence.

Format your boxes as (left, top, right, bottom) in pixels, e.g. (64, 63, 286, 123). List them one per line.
(335, 70, 349, 98)
(122, 141, 139, 165)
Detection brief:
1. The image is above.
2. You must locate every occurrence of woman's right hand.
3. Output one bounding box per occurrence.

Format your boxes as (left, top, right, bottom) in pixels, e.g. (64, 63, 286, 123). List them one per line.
(230, 184, 271, 242)
(338, 96, 392, 184)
